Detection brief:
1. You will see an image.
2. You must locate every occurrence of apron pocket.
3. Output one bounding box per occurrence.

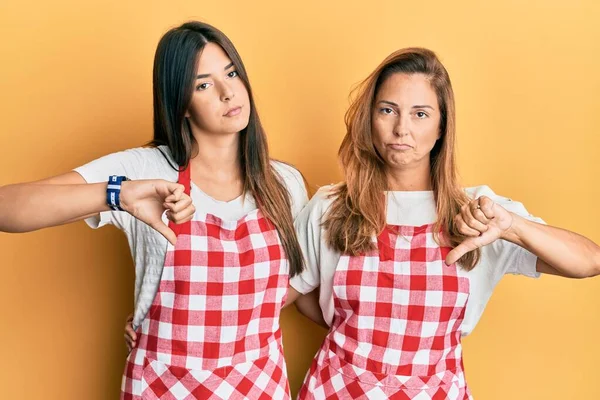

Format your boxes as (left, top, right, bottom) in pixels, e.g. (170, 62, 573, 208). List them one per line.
(324, 349, 463, 391)
(140, 349, 285, 399)
(140, 357, 222, 399)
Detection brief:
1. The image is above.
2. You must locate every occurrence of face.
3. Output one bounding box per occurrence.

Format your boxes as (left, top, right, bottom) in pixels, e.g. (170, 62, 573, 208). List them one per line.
(185, 42, 251, 136)
(371, 73, 441, 171)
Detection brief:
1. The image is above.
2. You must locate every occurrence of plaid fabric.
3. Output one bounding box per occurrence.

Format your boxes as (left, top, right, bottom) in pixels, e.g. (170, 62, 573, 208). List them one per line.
(138, 343, 289, 400)
(121, 166, 291, 399)
(299, 224, 472, 400)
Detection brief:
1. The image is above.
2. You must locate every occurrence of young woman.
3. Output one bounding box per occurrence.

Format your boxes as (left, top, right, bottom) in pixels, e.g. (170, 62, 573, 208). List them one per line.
(0, 21, 310, 399)
(286, 48, 600, 399)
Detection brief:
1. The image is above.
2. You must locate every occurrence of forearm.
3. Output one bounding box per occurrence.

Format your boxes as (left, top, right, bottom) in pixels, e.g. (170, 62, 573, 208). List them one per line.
(0, 182, 110, 232)
(294, 289, 328, 328)
(502, 215, 600, 277)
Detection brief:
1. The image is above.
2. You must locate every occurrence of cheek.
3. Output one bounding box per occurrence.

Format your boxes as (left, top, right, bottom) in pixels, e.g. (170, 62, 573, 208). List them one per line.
(189, 97, 216, 121)
(372, 117, 389, 143)
(415, 121, 440, 148)
(234, 80, 250, 103)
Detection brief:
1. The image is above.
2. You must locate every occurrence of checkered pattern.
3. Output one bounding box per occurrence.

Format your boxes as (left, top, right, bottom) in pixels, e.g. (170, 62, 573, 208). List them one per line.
(121, 166, 291, 399)
(139, 343, 289, 400)
(298, 224, 472, 400)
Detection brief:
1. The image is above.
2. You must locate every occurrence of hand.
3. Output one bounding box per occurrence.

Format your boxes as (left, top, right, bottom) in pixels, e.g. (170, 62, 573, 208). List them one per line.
(445, 196, 514, 265)
(119, 180, 195, 245)
(124, 313, 137, 352)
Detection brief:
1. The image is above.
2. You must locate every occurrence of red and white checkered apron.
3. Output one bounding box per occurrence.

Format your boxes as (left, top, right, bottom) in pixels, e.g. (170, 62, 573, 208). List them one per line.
(298, 224, 472, 399)
(121, 166, 291, 399)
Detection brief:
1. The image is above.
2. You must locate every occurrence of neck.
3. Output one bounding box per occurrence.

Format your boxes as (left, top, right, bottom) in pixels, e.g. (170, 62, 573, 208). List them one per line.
(190, 131, 242, 179)
(386, 159, 432, 191)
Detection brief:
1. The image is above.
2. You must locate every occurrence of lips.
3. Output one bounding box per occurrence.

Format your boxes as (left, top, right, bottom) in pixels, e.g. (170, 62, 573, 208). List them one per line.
(388, 143, 412, 150)
(224, 106, 242, 117)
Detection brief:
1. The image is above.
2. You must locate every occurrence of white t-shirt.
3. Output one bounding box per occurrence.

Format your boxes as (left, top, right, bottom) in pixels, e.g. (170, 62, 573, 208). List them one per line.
(74, 145, 309, 328)
(290, 185, 545, 336)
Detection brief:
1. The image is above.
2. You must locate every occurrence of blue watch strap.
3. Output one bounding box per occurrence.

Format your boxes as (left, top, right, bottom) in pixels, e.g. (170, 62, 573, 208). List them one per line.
(107, 175, 129, 211)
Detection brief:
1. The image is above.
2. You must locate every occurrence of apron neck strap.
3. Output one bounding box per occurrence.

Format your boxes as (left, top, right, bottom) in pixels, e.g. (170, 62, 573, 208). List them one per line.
(168, 164, 192, 237)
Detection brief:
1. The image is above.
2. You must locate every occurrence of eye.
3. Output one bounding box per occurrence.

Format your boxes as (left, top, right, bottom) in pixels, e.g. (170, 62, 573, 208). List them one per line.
(416, 111, 428, 119)
(196, 82, 212, 91)
(227, 70, 238, 78)
(380, 107, 394, 115)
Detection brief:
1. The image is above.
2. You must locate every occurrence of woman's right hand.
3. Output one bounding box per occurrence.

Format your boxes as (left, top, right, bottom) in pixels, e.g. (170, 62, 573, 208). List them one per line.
(124, 313, 137, 352)
(120, 180, 196, 245)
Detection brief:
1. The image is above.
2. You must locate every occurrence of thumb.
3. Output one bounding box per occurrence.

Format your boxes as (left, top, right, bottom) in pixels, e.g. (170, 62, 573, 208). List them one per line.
(445, 237, 483, 265)
(148, 219, 177, 246)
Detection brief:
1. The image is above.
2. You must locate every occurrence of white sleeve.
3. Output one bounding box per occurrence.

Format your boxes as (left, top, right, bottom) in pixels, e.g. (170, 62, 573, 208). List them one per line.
(271, 161, 309, 219)
(289, 189, 327, 294)
(469, 185, 545, 278)
(73, 148, 150, 233)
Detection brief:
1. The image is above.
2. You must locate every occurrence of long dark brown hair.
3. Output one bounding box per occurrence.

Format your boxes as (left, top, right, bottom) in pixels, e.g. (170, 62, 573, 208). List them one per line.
(150, 21, 304, 276)
(324, 47, 480, 270)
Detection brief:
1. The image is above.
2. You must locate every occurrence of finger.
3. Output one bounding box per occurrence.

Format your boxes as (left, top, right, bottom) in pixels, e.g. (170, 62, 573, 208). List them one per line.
(167, 205, 196, 224)
(462, 203, 489, 233)
(125, 334, 135, 350)
(478, 196, 496, 219)
(454, 214, 481, 237)
(445, 237, 484, 265)
(471, 206, 491, 225)
(171, 212, 195, 225)
(150, 220, 177, 246)
(182, 212, 195, 223)
(164, 195, 192, 214)
(166, 183, 185, 202)
(125, 325, 137, 342)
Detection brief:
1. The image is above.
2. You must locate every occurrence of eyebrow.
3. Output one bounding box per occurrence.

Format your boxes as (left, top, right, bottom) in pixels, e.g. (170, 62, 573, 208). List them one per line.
(196, 62, 235, 79)
(378, 100, 434, 110)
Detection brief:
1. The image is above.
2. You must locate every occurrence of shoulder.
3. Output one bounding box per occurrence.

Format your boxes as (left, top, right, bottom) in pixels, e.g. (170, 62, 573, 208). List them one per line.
(131, 145, 177, 168)
(311, 184, 338, 207)
(97, 145, 176, 171)
(296, 184, 339, 225)
(119, 145, 177, 179)
(270, 160, 304, 186)
(269, 160, 310, 217)
(74, 145, 176, 182)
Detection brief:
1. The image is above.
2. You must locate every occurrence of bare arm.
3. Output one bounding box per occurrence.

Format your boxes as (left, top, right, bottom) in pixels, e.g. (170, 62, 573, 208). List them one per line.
(0, 172, 110, 232)
(505, 216, 600, 278)
(446, 196, 600, 278)
(285, 286, 328, 328)
(0, 172, 195, 245)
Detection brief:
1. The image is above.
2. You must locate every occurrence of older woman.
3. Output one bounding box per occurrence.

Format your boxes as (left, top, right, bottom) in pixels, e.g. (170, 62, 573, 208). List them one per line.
(287, 48, 600, 399)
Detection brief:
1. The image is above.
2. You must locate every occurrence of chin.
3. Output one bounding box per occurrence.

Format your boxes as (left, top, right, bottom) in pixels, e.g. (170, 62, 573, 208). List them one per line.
(386, 155, 412, 167)
(233, 120, 250, 133)
(230, 114, 251, 132)
(218, 119, 249, 134)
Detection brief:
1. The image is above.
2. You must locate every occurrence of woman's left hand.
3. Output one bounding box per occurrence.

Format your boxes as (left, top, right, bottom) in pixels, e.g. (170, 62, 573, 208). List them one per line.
(124, 313, 137, 352)
(445, 196, 514, 265)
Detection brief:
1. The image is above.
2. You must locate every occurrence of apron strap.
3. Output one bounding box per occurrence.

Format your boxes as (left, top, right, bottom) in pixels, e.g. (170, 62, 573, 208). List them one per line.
(168, 164, 192, 237)
(377, 226, 396, 262)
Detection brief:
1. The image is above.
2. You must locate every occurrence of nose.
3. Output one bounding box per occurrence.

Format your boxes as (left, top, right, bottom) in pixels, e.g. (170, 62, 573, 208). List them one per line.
(393, 113, 410, 137)
(220, 81, 235, 102)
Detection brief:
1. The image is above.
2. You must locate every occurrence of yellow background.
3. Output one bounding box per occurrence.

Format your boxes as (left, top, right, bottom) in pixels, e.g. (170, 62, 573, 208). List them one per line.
(1, 1, 599, 399)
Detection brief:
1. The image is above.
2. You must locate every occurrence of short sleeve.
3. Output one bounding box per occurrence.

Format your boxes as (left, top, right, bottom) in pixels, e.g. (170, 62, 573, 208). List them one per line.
(468, 185, 545, 278)
(271, 161, 309, 219)
(73, 147, 151, 233)
(289, 187, 330, 294)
